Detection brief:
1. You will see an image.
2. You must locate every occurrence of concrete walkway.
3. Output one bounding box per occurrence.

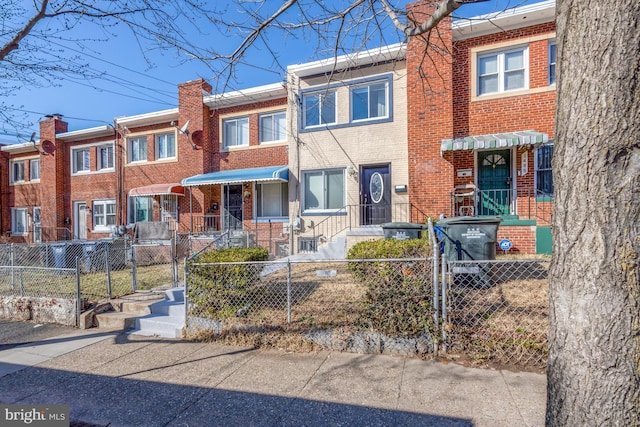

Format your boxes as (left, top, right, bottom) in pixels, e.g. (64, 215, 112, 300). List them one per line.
(0, 330, 546, 426)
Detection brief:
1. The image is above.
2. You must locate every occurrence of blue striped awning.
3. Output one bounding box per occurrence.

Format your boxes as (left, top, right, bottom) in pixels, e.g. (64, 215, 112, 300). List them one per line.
(441, 130, 548, 152)
(181, 165, 288, 187)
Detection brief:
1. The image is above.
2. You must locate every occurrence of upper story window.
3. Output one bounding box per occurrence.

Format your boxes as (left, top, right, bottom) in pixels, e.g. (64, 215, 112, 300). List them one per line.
(256, 182, 288, 218)
(98, 144, 114, 170)
(351, 81, 388, 121)
(259, 111, 286, 143)
(535, 142, 554, 197)
(93, 199, 116, 230)
(72, 148, 90, 174)
(155, 132, 176, 159)
(303, 91, 336, 128)
(223, 116, 249, 148)
(11, 160, 25, 183)
(128, 136, 147, 163)
(549, 41, 557, 85)
(29, 159, 40, 181)
(478, 46, 528, 96)
(302, 168, 345, 212)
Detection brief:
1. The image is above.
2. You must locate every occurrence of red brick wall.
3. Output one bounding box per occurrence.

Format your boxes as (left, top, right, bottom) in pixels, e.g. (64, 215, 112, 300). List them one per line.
(497, 225, 536, 255)
(406, 0, 455, 218)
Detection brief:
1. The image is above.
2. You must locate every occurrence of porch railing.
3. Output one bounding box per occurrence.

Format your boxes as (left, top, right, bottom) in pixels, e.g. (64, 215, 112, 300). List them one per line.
(450, 188, 553, 224)
(308, 202, 429, 246)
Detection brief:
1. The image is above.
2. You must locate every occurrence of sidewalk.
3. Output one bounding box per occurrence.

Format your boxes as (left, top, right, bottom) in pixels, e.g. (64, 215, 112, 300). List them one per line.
(0, 330, 546, 426)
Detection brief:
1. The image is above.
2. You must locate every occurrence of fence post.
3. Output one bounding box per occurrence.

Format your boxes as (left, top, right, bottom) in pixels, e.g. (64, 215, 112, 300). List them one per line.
(286, 259, 292, 323)
(429, 218, 439, 354)
(19, 268, 24, 297)
(171, 232, 177, 287)
(76, 257, 81, 327)
(105, 242, 112, 299)
(131, 244, 137, 292)
(183, 257, 189, 334)
(441, 253, 448, 353)
(10, 243, 15, 291)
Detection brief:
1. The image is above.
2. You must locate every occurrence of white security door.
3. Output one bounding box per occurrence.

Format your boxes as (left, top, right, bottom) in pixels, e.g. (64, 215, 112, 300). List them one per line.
(74, 202, 88, 239)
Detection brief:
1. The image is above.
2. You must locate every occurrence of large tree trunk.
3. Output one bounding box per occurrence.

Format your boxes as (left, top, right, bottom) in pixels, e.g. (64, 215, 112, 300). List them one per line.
(547, 0, 640, 425)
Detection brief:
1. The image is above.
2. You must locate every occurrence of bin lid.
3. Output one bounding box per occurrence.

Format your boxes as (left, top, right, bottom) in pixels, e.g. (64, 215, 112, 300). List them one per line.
(381, 222, 427, 229)
(438, 216, 503, 226)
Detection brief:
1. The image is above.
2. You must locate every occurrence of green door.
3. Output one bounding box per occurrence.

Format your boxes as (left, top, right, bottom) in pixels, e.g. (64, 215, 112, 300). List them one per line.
(478, 150, 512, 216)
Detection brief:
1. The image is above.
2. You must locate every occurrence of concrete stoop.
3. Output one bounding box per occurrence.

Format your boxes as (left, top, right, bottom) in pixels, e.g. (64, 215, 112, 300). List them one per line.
(128, 287, 185, 339)
(90, 292, 165, 331)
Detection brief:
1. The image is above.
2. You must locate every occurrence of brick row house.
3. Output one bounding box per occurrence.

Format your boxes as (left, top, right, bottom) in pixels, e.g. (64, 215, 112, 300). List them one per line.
(0, 0, 556, 255)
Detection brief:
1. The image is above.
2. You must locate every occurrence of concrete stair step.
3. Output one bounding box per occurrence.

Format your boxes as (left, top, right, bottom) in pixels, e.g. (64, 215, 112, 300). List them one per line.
(94, 311, 137, 330)
(149, 300, 185, 317)
(132, 315, 184, 338)
(119, 299, 164, 315)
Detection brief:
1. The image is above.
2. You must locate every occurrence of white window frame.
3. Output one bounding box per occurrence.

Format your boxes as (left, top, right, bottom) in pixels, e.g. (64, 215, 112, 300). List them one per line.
(549, 41, 557, 86)
(29, 158, 40, 181)
(98, 144, 114, 170)
(259, 111, 286, 144)
(155, 132, 176, 160)
(128, 196, 153, 224)
(350, 80, 389, 122)
(11, 208, 28, 236)
(302, 168, 346, 213)
(127, 136, 147, 163)
(223, 116, 249, 148)
(10, 160, 25, 183)
(477, 46, 529, 96)
(255, 182, 288, 219)
(93, 199, 116, 231)
(302, 91, 337, 128)
(72, 147, 91, 174)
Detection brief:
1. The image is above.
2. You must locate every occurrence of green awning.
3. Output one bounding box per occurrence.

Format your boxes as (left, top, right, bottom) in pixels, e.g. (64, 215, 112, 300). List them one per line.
(181, 165, 288, 187)
(441, 130, 548, 152)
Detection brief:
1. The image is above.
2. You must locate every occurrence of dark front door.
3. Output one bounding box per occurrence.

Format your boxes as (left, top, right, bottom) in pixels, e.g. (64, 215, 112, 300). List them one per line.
(477, 150, 512, 216)
(360, 164, 391, 225)
(223, 184, 243, 230)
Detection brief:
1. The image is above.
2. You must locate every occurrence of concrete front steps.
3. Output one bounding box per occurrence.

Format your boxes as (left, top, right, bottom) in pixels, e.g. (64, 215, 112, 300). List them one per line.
(91, 292, 165, 331)
(128, 287, 185, 339)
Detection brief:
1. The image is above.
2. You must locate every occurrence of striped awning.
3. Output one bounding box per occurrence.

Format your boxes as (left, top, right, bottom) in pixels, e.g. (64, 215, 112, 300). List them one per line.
(441, 130, 548, 152)
(129, 183, 184, 197)
(181, 165, 288, 187)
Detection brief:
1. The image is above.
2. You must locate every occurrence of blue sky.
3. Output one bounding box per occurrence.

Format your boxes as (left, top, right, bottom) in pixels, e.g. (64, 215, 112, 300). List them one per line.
(1, 0, 548, 143)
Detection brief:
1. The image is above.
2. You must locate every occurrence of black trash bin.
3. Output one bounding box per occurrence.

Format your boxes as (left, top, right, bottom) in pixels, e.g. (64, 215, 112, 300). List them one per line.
(438, 216, 502, 287)
(381, 222, 427, 240)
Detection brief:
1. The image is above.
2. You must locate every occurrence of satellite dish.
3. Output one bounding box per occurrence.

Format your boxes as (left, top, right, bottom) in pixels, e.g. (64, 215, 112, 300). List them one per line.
(179, 120, 190, 135)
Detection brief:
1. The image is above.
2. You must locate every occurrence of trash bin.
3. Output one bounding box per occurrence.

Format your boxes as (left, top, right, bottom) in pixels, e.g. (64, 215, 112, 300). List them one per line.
(50, 243, 69, 269)
(438, 216, 502, 287)
(381, 222, 427, 240)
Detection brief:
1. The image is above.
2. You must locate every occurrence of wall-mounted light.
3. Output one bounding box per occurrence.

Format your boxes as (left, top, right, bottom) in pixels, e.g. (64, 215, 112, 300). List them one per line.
(347, 165, 358, 179)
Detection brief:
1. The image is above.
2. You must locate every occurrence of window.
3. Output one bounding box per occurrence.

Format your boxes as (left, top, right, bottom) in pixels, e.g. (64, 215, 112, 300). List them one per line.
(351, 81, 388, 121)
(303, 91, 336, 128)
(11, 160, 25, 183)
(93, 200, 116, 230)
(549, 41, 557, 85)
(128, 136, 147, 163)
(30, 159, 40, 180)
(11, 208, 27, 235)
(478, 46, 528, 95)
(155, 132, 176, 159)
(128, 196, 152, 223)
(72, 148, 90, 173)
(303, 169, 345, 212)
(33, 207, 41, 243)
(223, 117, 249, 148)
(98, 144, 114, 170)
(256, 182, 288, 218)
(259, 111, 286, 143)
(535, 142, 554, 197)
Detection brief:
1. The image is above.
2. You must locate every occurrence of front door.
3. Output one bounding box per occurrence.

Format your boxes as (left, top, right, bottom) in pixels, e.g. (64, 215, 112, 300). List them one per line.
(360, 164, 391, 225)
(74, 202, 88, 239)
(477, 150, 512, 216)
(223, 184, 243, 231)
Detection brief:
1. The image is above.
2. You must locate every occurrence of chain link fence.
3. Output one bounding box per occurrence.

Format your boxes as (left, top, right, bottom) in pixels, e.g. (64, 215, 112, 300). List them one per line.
(185, 258, 438, 356)
(444, 259, 550, 369)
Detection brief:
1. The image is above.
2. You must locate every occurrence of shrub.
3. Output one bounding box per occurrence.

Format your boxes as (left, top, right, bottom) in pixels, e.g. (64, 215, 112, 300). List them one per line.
(187, 247, 269, 320)
(347, 238, 434, 338)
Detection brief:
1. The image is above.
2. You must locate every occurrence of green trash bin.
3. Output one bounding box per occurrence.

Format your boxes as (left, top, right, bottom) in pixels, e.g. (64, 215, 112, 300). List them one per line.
(438, 216, 502, 287)
(381, 222, 427, 240)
